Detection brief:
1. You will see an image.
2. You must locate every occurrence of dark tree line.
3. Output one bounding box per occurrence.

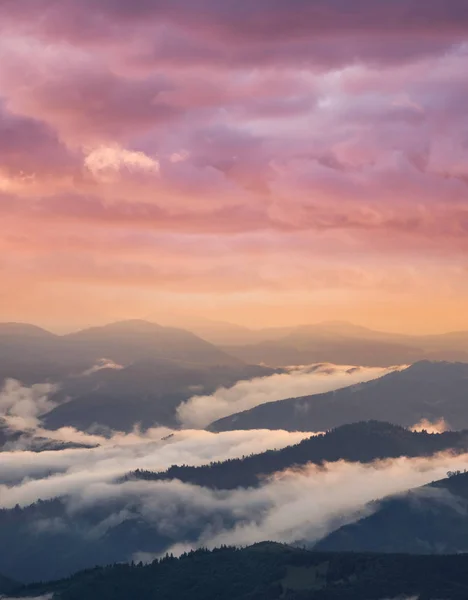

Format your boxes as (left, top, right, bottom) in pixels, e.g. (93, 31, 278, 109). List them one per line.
(16, 542, 468, 600)
(124, 421, 468, 490)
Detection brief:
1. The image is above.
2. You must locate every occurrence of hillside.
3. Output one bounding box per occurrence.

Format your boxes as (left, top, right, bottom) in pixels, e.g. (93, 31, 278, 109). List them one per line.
(6, 421, 468, 582)
(0, 416, 96, 451)
(44, 359, 274, 431)
(125, 421, 468, 489)
(0, 320, 276, 430)
(15, 543, 468, 600)
(0, 497, 175, 582)
(315, 471, 468, 555)
(0, 322, 71, 384)
(0, 319, 244, 387)
(63, 320, 242, 367)
(221, 321, 468, 367)
(5, 421, 468, 582)
(158, 316, 294, 346)
(209, 361, 468, 432)
(0, 572, 18, 595)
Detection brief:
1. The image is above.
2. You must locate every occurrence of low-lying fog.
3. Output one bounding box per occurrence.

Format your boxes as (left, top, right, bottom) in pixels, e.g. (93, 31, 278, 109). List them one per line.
(3, 363, 461, 571)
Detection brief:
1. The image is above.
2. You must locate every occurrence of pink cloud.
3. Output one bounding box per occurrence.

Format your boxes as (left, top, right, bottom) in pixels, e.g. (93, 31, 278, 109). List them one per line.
(0, 1, 468, 328)
(0, 102, 79, 182)
(3, 1, 467, 64)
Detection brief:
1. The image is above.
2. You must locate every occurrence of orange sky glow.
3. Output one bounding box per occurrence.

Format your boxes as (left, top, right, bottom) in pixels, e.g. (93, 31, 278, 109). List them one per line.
(1, 1, 468, 334)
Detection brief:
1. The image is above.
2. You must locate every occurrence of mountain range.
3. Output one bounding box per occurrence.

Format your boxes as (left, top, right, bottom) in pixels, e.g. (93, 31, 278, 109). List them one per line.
(1, 421, 468, 583)
(126, 421, 468, 490)
(0, 320, 242, 384)
(5, 318, 468, 378)
(0, 320, 276, 431)
(209, 360, 468, 432)
(4, 319, 468, 432)
(43, 358, 273, 431)
(218, 320, 468, 366)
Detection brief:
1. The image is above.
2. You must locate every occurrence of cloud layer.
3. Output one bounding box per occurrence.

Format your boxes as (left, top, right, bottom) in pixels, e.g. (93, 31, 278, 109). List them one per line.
(1, 377, 467, 580)
(2, 439, 468, 564)
(0, 426, 312, 488)
(0, 2, 468, 330)
(177, 363, 402, 428)
(0, 379, 58, 431)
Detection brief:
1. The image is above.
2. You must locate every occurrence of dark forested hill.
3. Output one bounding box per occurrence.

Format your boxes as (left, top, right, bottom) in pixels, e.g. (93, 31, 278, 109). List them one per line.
(0, 497, 176, 583)
(209, 361, 468, 432)
(125, 421, 468, 489)
(4, 422, 468, 583)
(315, 471, 468, 555)
(15, 543, 468, 600)
(5, 422, 468, 583)
(0, 572, 18, 595)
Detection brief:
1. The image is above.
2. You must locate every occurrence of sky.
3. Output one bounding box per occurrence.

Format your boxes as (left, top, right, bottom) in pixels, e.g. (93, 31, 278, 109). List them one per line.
(1, 1, 468, 333)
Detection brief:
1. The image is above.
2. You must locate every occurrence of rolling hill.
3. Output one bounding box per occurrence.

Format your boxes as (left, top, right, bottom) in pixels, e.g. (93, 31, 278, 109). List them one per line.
(0, 572, 18, 595)
(315, 471, 468, 555)
(125, 421, 468, 489)
(43, 359, 275, 431)
(3, 422, 468, 582)
(62, 320, 242, 367)
(0, 319, 244, 386)
(209, 360, 468, 432)
(0, 320, 275, 430)
(14, 543, 468, 600)
(220, 321, 468, 367)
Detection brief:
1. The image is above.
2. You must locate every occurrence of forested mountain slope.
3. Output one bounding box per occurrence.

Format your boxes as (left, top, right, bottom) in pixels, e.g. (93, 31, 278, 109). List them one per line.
(126, 421, 468, 489)
(316, 471, 468, 555)
(210, 361, 468, 432)
(16, 543, 468, 600)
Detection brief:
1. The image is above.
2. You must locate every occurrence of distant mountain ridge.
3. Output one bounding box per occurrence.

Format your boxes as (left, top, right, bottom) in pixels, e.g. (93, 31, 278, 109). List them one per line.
(0, 320, 276, 430)
(124, 421, 468, 490)
(0, 319, 242, 389)
(5, 318, 468, 369)
(4, 320, 468, 431)
(217, 320, 468, 366)
(63, 320, 242, 367)
(209, 360, 468, 433)
(0, 322, 56, 338)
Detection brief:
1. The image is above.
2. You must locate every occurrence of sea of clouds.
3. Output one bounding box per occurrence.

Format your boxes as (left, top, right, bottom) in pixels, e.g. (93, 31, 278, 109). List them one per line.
(1, 363, 463, 579)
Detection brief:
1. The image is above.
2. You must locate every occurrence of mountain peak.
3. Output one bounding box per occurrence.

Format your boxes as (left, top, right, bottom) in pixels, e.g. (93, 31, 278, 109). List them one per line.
(66, 320, 165, 337)
(0, 322, 55, 338)
(304, 320, 391, 336)
(247, 541, 293, 553)
(402, 360, 468, 378)
(93, 319, 163, 331)
(318, 320, 362, 328)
